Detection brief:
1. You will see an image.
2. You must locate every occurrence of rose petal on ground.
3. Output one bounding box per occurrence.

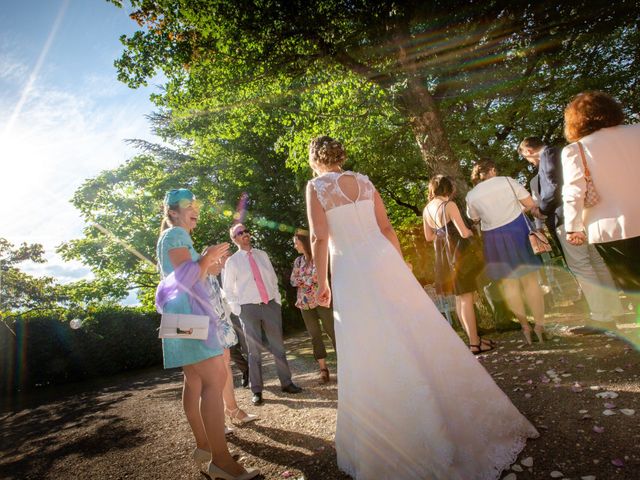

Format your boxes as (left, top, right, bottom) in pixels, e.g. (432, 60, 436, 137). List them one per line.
(550, 471, 564, 478)
(571, 383, 583, 393)
(590, 386, 601, 391)
(596, 369, 607, 373)
(614, 367, 624, 372)
(541, 376, 551, 383)
(611, 458, 625, 467)
(595, 391, 618, 399)
(503, 473, 517, 480)
(593, 425, 605, 433)
(620, 409, 635, 416)
(604, 402, 616, 409)
(576, 364, 585, 369)
(603, 409, 616, 416)
(546, 370, 556, 376)
(521, 457, 533, 467)
(524, 393, 532, 399)
(579, 409, 588, 414)
(282, 471, 293, 478)
(581, 476, 596, 480)
(512, 464, 524, 471)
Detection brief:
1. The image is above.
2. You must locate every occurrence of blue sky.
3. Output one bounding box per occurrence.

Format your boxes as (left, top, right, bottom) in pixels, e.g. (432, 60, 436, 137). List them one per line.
(0, 0, 160, 285)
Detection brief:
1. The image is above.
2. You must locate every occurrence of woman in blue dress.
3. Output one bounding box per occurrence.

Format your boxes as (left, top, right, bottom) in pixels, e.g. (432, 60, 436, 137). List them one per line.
(156, 188, 259, 480)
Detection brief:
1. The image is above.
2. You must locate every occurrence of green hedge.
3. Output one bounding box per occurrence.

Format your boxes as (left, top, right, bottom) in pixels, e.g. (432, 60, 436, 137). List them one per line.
(0, 306, 162, 394)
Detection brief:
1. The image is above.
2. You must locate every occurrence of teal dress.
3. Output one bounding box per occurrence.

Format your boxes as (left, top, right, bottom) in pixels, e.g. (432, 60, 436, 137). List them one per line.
(157, 227, 222, 368)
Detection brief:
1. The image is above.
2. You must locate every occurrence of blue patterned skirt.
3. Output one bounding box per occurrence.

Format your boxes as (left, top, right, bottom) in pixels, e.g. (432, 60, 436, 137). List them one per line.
(482, 214, 542, 280)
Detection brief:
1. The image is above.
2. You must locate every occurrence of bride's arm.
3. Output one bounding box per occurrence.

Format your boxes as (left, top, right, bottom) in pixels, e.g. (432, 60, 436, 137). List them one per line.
(306, 183, 331, 306)
(373, 190, 402, 256)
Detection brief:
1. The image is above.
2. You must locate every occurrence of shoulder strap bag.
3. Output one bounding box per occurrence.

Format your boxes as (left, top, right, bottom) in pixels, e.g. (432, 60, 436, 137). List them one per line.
(505, 178, 552, 255)
(577, 142, 601, 208)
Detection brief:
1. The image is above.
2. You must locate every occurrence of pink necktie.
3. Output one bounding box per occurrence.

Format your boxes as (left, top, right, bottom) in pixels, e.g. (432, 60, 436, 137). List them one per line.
(247, 251, 270, 304)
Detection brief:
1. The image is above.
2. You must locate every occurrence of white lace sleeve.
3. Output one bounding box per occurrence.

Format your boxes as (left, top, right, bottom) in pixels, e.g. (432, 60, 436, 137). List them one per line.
(308, 177, 331, 211)
(355, 173, 375, 202)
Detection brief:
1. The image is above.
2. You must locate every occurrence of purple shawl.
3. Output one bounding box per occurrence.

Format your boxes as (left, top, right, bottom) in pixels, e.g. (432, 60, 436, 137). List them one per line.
(155, 260, 220, 350)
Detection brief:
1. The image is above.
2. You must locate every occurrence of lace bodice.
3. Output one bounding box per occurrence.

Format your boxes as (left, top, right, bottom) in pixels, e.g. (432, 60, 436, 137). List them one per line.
(308, 171, 375, 211)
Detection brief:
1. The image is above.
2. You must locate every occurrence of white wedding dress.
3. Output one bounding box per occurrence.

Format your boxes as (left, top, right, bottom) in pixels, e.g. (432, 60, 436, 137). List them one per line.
(309, 171, 539, 480)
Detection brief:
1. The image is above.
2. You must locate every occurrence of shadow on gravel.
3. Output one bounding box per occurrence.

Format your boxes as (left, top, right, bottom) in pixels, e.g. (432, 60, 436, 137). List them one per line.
(0, 367, 181, 479)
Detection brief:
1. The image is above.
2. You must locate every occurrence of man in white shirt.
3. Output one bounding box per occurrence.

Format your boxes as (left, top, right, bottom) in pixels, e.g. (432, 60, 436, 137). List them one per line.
(223, 223, 302, 405)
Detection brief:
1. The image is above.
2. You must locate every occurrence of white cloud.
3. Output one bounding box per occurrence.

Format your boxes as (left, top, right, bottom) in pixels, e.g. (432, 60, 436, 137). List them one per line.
(0, 52, 28, 81)
(0, 55, 158, 283)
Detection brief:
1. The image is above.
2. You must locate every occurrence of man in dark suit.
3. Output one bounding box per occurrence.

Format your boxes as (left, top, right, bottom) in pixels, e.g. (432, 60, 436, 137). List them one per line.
(518, 137, 624, 331)
(518, 139, 563, 242)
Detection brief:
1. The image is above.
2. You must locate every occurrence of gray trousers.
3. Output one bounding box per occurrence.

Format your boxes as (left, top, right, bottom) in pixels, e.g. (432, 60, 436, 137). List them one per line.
(300, 306, 336, 360)
(556, 224, 624, 321)
(239, 300, 293, 393)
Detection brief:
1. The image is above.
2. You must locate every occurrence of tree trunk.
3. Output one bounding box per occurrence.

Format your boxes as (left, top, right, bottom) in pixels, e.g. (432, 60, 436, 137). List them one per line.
(397, 78, 467, 194)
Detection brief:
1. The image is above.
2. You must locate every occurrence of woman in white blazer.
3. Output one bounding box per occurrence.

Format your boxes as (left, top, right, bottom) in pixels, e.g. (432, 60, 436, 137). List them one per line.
(561, 91, 640, 300)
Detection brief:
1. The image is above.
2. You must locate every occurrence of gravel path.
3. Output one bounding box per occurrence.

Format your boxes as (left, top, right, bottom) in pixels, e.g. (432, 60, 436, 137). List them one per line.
(1, 320, 639, 480)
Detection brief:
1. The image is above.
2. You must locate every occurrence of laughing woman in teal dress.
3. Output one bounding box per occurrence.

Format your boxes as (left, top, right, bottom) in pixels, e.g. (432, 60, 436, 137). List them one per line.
(156, 189, 259, 480)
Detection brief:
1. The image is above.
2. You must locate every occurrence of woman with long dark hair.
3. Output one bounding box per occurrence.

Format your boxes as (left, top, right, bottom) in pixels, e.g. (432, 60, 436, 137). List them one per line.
(291, 231, 336, 383)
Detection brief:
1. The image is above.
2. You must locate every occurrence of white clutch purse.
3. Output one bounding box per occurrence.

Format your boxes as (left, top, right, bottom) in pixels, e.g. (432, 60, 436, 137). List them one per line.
(159, 313, 209, 340)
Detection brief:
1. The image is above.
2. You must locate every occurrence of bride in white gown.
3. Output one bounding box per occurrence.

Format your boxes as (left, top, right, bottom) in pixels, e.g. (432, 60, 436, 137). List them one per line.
(305, 136, 539, 480)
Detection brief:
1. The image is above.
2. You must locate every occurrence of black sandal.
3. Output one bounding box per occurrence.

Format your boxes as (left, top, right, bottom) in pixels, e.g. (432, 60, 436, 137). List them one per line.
(480, 336, 497, 348)
(469, 340, 495, 355)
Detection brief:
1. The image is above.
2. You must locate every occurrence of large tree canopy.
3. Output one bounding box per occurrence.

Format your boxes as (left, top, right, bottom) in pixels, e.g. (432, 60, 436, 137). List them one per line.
(56, 1, 640, 306)
(111, 0, 640, 182)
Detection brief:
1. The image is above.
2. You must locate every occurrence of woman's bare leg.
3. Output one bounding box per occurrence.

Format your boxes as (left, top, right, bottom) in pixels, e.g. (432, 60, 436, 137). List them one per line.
(182, 368, 208, 450)
(185, 355, 245, 475)
(456, 292, 479, 345)
(500, 278, 532, 342)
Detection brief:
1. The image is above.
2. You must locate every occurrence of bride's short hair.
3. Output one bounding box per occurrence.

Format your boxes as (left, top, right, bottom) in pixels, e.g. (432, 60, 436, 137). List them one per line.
(309, 136, 346, 167)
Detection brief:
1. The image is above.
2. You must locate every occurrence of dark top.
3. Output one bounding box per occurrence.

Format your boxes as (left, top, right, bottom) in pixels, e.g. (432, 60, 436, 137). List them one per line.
(428, 202, 482, 296)
(537, 145, 564, 231)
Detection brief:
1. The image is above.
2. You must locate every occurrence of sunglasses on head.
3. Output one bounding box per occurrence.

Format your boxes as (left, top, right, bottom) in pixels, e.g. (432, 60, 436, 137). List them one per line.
(234, 229, 249, 237)
(177, 198, 203, 210)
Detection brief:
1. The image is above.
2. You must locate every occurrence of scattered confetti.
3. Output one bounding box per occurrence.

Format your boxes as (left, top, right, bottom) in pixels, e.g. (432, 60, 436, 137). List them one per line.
(611, 458, 625, 467)
(595, 391, 618, 399)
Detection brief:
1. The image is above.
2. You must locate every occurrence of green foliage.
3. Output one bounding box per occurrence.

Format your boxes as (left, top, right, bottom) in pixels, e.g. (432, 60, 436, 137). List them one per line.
(62, 0, 640, 309)
(0, 306, 162, 394)
(111, 0, 640, 176)
(0, 238, 63, 315)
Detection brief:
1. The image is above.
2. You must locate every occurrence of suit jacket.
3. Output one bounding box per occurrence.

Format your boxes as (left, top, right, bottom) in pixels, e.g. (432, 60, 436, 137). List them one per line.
(562, 124, 640, 243)
(537, 145, 564, 231)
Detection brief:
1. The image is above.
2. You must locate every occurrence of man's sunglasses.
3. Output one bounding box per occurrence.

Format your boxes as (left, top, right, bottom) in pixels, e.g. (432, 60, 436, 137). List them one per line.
(234, 229, 249, 237)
